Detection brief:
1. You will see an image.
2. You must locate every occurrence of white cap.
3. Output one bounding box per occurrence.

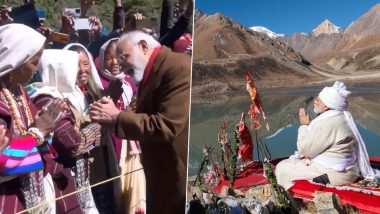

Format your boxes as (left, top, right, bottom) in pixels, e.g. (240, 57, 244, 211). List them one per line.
(319, 81, 351, 111)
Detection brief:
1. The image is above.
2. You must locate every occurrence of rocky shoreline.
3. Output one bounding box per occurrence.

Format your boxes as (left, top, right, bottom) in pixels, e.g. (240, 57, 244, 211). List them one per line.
(186, 175, 361, 214)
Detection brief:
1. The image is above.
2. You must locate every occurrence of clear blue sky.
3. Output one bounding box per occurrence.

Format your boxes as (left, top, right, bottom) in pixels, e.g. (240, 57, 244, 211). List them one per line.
(196, 0, 380, 35)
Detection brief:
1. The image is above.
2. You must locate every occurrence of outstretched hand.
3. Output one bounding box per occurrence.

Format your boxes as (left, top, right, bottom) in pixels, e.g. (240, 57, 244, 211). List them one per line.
(299, 108, 310, 125)
(90, 96, 121, 125)
(124, 13, 145, 32)
(61, 10, 75, 34)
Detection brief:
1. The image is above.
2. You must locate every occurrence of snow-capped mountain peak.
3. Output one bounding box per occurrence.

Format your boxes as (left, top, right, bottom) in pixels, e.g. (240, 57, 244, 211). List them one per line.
(250, 26, 285, 38)
(312, 19, 341, 36)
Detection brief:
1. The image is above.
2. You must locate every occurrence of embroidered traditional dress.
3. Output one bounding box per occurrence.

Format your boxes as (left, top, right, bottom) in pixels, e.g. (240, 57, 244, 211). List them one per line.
(0, 86, 53, 214)
(32, 94, 101, 214)
(30, 48, 103, 214)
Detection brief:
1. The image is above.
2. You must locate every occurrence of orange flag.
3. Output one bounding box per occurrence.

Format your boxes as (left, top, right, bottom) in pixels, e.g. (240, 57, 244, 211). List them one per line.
(245, 71, 269, 131)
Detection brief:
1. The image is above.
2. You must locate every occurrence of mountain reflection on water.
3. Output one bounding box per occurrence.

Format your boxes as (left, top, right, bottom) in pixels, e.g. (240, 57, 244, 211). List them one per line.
(188, 88, 380, 176)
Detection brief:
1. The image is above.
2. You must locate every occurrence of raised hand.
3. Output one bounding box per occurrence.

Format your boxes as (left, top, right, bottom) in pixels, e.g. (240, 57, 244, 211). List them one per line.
(34, 99, 67, 137)
(299, 108, 310, 125)
(124, 13, 146, 32)
(88, 16, 103, 34)
(61, 10, 75, 34)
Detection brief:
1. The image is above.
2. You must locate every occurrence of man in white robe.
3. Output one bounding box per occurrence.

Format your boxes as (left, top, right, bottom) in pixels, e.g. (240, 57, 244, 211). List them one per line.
(275, 81, 379, 190)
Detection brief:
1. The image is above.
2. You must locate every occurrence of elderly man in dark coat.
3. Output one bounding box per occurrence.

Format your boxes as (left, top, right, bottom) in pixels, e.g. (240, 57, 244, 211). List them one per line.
(90, 30, 190, 214)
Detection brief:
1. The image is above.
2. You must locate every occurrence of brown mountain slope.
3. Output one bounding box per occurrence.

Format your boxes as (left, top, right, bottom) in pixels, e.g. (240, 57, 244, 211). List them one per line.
(345, 4, 380, 36)
(279, 4, 380, 73)
(192, 11, 320, 95)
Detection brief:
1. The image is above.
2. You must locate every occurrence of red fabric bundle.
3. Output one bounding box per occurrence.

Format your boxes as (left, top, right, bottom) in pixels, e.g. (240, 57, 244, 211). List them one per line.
(291, 180, 380, 214)
(238, 113, 254, 163)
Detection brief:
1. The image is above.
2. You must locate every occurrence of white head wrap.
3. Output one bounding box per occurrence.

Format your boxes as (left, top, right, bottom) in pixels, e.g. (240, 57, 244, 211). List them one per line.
(30, 49, 90, 116)
(0, 23, 46, 77)
(318, 81, 350, 111)
(63, 43, 104, 98)
(316, 81, 380, 179)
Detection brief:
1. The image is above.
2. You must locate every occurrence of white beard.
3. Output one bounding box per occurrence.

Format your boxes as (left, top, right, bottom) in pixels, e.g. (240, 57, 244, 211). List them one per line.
(132, 53, 148, 84)
(314, 106, 324, 114)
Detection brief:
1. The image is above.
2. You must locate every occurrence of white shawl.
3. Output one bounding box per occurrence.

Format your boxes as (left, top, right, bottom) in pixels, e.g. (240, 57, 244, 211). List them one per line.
(0, 24, 46, 77)
(309, 109, 380, 179)
(30, 49, 89, 117)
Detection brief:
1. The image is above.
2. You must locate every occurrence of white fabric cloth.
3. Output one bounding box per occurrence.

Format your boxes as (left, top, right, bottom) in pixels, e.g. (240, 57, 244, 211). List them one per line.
(302, 109, 357, 173)
(99, 38, 134, 108)
(31, 49, 91, 117)
(307, 109, 342, 131)
(0, 23, 46, 77)
(63, 43, 104, 98)
(318, 81, 380, 179)
(343, 110, 380, 179)
(119, 152, 146, 213)
(313, 150, 356, 172)
(43, 173, 56, 214)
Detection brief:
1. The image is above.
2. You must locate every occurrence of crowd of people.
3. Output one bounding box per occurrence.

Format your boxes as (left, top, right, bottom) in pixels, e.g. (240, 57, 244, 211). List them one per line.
(0, 0, 192, 213)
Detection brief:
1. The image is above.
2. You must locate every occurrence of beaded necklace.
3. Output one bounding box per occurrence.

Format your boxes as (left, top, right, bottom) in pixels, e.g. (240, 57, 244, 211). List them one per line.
(1, 87, 34, 135)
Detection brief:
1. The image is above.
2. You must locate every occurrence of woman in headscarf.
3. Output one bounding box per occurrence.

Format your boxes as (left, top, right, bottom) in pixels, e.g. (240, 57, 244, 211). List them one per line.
(63, 43, 120, 213)
(28, 49, 102, 213)
(98, 38, 146, 213)
(98, 38, 137, 102)
(0, 23, 66, 213)
(63, 43, 104, 106)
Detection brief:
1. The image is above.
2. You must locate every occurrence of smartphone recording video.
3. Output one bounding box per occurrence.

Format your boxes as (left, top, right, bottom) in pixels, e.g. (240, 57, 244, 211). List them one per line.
(74, 18, 91, 30)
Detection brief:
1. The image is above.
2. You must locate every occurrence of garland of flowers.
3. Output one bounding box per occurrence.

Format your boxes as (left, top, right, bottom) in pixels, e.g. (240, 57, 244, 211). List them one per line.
(264, 161, 291, 211)
(194, 148, 210, 187)
(218, 120, 229, 178)
(228, 126, 240, 188)
(1, 87, 33, 135)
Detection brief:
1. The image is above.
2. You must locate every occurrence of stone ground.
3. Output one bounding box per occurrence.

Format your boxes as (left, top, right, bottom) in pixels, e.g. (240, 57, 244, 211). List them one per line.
(187, 176, 361, 214)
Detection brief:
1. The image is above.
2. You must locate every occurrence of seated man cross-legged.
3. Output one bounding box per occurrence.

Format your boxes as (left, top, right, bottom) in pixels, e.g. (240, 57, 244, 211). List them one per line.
(275, 81, 380, 190)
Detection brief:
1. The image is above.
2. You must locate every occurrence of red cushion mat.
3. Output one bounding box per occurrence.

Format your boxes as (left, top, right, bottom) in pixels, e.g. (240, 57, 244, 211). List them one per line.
(211, 158, 380, 213)
(291, 180, 380, 214)
(212, 162, 269, 194)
